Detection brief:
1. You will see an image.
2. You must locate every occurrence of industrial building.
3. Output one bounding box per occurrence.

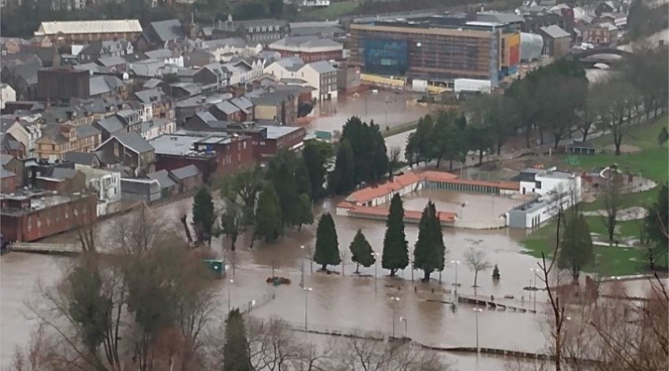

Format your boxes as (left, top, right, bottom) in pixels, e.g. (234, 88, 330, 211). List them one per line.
(349, 14, 522, 86)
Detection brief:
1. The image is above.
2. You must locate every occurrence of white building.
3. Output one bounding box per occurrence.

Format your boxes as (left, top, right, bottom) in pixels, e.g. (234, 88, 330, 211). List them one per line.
(224, 59, 265, 86)
(508, 167, 582, 229)
(130, 59, 166, 77)
(264, 57, 338, 100)
(1, 84, 16, 110)
(1, 115, 42, 156)
(203, 38, 263, 62)
(75, 165, 122, 216)
(140, 118, 176, 141)
(145, 48, 185, 68)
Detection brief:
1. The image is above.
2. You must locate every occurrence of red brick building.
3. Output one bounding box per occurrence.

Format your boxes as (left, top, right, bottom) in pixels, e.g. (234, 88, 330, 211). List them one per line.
(149, 131, 254, 183)
(225, 123, 306, 162)
(1, 191, 97, 242)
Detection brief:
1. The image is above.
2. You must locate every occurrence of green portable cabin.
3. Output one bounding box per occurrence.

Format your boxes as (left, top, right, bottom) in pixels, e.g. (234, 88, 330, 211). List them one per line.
(202, 259, 225, 278)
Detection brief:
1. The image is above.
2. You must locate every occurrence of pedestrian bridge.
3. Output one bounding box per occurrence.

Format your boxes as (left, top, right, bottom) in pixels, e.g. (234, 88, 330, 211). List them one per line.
(9, 242, 82, 255)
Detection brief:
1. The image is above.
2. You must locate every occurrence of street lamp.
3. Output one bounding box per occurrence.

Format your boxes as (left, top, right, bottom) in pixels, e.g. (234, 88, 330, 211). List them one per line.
(530, 268, 539, 312)
(304, 287, 313, 332)
(300, 245, 306, 287)
(460, 202, 468, 220)
(451, 260, 460, 297)
(227, 279, 234, 313)
(399, 316, 408, 339)
(473, 308, 483, 353)
(374, 252, 380, 294)
(390, 296, 400, 338)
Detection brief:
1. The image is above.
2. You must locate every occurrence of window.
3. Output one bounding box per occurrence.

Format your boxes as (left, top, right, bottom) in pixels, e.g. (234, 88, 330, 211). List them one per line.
(535, 181, 542, 189)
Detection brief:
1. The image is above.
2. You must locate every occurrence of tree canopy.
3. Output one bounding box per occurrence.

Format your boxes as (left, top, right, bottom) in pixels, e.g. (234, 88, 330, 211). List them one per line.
(223, 309, 251, 371)
(558, 214, 595, 281)
(349, 229, 376, 273)
(254, 185, 283, 243)
(413, 202, 446, 282)
(313, 213, 340, 271)
(382, 194, 409, 276)
(192, 188, 215, 245)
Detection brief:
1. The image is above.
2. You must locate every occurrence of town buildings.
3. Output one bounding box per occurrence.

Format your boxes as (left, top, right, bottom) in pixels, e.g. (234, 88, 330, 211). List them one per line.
(268, 36, 343, 62)
(34, 20, 143, 45)
(212, 18, 290, 45)
(1, 84, 16, 109)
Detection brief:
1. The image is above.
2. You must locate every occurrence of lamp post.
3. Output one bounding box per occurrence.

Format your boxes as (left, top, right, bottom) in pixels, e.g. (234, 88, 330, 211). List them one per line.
(530, 268, 538, 311)
(399, 316, 408, 339)
(227, 279, 234, 313)
(374, 252, 380, 294)
(451, 260, 460, 297)
(390, 296, 400, 338)
(460, 201, 468, 221)
(473, 308, 483, 353)
(304, 287, 313, 332)
(300, 245, 306, 287)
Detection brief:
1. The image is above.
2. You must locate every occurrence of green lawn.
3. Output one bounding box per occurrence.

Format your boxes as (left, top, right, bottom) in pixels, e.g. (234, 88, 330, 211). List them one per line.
(521, 217, 648, 276)
(298, 1, 358, 20)
(567, 116, 669, 211)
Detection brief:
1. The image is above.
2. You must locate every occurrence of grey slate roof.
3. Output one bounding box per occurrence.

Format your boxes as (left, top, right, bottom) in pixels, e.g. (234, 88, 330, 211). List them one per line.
(0, 153, 14, 166)
(215, 100, 240, 115)
(97, 55, 128, 67)
(540, 25, 570, 38)
(204, 37, 247, 49)
(195, 110, 217, 123)
(147, 169, 177, 189)
(306, 60, 335, 74)
(143, 78, 162, 89)
(477, 11, 525, 24)
(274, 56, 305, 72)
(74, 124, 100, 138)
(74, 63, 102, 73)
(112, 132, 154, 153)
(271, 36, 341, 49)
(50, 167, 79, 180)
(89, 75, 124, 96)
(135, 88, 165, 104)
(230, 97, 253, 113)
(145, 48, 173, 60)
(63, 151, 98, 165)
(170, 164, 200, 180)
(96, 116, 125, 134)
(1, 168, 15, 179)
(146, 19, 186, 44)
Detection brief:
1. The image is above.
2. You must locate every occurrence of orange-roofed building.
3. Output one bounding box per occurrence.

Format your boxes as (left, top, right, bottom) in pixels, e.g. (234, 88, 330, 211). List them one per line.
(344, 172, 422, 207)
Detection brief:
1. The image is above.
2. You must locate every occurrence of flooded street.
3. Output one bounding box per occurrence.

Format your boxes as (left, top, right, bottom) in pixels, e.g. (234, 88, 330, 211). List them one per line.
(2, 194, 553, 370)
(309, 90, 432, 133)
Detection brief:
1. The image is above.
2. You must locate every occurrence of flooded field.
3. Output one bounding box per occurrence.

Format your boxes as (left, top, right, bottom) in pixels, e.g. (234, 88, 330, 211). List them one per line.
(309, 90, 432, 133)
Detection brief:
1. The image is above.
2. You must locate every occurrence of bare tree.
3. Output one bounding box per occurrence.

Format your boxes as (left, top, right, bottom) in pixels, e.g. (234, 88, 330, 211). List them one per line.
(463, 247, 492, 291)
(335, 336, 451, 371)
(601, 173, 624, 243)
(387, 146, 402, 181)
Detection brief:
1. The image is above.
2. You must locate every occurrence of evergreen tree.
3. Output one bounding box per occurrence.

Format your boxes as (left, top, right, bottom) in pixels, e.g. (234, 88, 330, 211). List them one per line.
(413, 202, 446, 282)
(254, 185, 282, 243)
(658, 127, 669, 147)
(313, 213, 340, 271)
(192, 188, 215, 245)
(296, 193, 314, 231)
(349, 229, 375, 273)
(328, 140, 355, 195)
(382, 194, 409, 276)
(492, 264, 500, 280)
(266, 150, 299, 227)
(302, 141, 332, 200)
(295, 159, 312, 199)
(645, 183, 668, 268)
(369, 121, 389, 183)
(223, 309, 251, 371)
(558, 214, 594, 281)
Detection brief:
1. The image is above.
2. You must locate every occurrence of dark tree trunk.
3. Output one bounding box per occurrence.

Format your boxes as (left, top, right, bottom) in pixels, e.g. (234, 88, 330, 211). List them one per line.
(449, 159, 453, 171)
(525, 126, 531, 148)
(180, 215, 192, 243)
(321, 264, 327, 271)
(423, 270, 430, 282)
(478, 150, 484, 165)
(390, 268, 397, 277)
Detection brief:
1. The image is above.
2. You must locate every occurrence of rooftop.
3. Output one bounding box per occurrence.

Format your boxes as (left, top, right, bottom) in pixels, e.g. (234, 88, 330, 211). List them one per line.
(147, 169, 177, 189)
(261, 124, 303, 139)
(170, 164, 201, 180)
(36, 20, 142, 36)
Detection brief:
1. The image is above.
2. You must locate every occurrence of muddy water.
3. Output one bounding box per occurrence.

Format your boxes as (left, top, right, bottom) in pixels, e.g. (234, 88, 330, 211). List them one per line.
(2, 195, 553, 370)
(309, 90, 432, 133)
(402, 189, 525, 222)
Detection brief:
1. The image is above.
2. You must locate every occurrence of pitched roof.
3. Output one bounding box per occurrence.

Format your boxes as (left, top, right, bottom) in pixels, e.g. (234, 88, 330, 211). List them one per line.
(0, 153, 15, 166)
(143, 78, 162, 89)
(145, 19, 186, 44)
(147, 169, 177, 189)
(214, 100, 240, 115)
(540, 25, 570, 38)
(50, 167, 79, 180)
(195, 110, 217, 123)
(96, 115, 125, 133)
(74, 124, 100, 138)
(135, 88, 165, 104)
(1, 168, 15, 179)
(36, 20, 142, 36)
(89, 75, 124, 96)
(274, 56, 305, 72)
(270, 36, 342, 50)
(204, 37, 247, 49)
(63, 151, 98, 165)
(96, 55, 127, 67)
(170, 164, 201, 180)
(305, 60, 335, 74)
(112, 132, 153, 153)
(346, 172, 422, 204)
(145, 48, 173, 59)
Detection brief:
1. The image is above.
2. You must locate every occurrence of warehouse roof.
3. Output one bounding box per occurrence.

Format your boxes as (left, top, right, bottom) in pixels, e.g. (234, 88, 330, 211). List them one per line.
(35, 20, 142, 36)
